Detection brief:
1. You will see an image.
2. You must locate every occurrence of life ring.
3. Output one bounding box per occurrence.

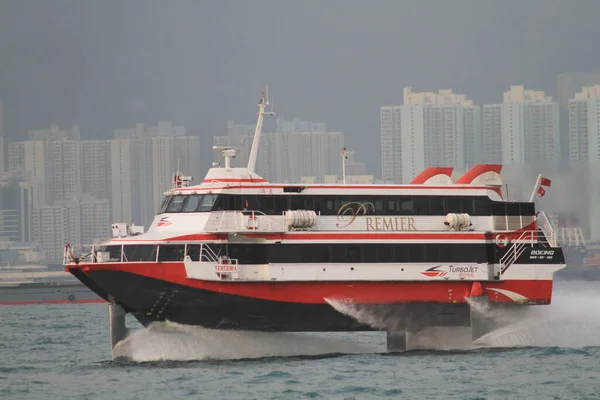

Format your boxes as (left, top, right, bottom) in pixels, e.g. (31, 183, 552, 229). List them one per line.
(68, 294, 76, 302)
(495, 234, 509, 248)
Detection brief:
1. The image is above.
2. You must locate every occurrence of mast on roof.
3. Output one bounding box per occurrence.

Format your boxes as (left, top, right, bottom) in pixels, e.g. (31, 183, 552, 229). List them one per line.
(247, 86, 275, 172)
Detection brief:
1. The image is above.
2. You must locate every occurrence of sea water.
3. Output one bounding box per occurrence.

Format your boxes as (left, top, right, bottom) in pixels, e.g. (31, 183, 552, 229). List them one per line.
(1, 279, 599, 399)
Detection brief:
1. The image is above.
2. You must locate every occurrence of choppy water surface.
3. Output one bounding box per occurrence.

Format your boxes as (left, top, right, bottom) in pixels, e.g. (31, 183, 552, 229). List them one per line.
(1, 280, 600, 399)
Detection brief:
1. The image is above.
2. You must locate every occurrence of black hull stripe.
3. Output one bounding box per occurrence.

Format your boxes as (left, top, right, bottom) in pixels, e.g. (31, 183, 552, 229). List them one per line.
(88, 270, 471, 332)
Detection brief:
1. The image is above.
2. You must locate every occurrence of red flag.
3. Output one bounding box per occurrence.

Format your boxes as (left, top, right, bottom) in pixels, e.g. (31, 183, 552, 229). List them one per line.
(537, 186, 546, 197)
(540, 177, 552, 187)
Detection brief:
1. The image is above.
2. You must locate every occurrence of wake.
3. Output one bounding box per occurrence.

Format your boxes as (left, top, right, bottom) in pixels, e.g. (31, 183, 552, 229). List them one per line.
(112, 322, 376, 362)
(327, 280, 600, 350)
(474, 280, 600, 348)
(113, 280, 600, 361)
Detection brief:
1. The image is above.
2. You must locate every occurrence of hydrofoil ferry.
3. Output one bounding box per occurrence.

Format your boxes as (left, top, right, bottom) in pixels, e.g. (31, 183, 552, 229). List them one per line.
(64, 89, 565, 352)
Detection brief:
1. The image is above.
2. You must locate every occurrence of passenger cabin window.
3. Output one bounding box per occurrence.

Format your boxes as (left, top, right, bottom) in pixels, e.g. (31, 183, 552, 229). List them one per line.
(158, 244, 186, 261)
(261, 243, 489, 264)
(156, 193, 536, 218)
(123, 245, 157, 262)
(97, 245, 122, 261)
(186, 244, 201, 261)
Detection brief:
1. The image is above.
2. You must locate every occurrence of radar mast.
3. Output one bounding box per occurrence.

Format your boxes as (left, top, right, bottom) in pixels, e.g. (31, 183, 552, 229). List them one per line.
(247, 86, 275, 172)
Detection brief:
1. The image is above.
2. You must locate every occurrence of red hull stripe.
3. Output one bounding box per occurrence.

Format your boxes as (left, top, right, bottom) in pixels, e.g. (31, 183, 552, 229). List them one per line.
(0, 298, 105, 306)
(69, 262, 554, 305)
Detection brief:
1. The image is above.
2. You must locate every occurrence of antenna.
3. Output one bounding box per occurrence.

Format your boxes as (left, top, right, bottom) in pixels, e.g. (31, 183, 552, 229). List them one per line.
(247, 86, 275, 172)
(172, 159, 194, 189)
(529, 174, 542, 202)
(172, 159, 181, 189)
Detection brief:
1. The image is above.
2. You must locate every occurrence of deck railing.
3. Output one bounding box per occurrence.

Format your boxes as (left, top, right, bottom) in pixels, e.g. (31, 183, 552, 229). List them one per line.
(536, 211, 559, 247)
(63, 244, 98, 265)
(499, 227, 558, 272)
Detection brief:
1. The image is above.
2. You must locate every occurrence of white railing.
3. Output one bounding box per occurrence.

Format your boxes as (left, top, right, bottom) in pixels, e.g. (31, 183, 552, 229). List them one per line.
(64, 242, 232, 266)
(555, 227, 586, 248)
(536, 211, 559, 247)
(203, 210, 288, 233)
(499, 230, 535, 270)
(200, 243, 220, 262)
(499, 227, 559, 272)
(63, 244, 98, 265)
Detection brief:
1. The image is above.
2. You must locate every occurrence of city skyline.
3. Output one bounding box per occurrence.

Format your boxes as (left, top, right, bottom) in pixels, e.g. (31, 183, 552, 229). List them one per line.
(2, 1, 600, 176)
(2, 79, 597, 171)
(2, 80, 600, 262)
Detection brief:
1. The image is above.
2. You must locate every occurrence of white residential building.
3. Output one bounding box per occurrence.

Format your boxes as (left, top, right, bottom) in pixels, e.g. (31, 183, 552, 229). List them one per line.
(111, 123, 201, 226)
(109, 138, 134, 224)
(79, 140, 111, 200)
(215, 118, 343, 183)
(0, 103, 4, 173)
(568, 85, 600, 240)
(7, 140, 47, 208)
(9, 125, 83, 205)
(483, 85, 560, 166)
(31, 195, 110, 263)
(381, 88, 480, 183)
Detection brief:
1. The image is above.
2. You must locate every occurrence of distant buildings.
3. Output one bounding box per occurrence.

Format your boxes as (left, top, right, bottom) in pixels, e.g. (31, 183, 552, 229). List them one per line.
(381, 88, 480, 183)
(557, 72, 600, 110)
(378, 83, 598, 240)
(0, 171, 32, 243)
(112, 123, 201, 225)
(568, 85, 600, 240)
(557, 73, 600, 162)
(31, 195, 111, 262)
(6, 122, 201, 262)
(8, 125, 82, 207)
(381, 86, 562, 184)
(214, 117, 343, 183)
(482, 85, 560, 166)
(0, 103, 4, 173)
(568, 85, 600, 163)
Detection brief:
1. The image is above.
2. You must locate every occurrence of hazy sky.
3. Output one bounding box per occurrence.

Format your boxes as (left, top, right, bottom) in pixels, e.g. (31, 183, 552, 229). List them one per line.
(1, 0, 600, 173)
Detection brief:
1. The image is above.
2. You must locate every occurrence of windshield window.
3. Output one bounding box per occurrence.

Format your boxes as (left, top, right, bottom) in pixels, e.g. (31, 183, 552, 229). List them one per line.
(166, 195, 187, 212)
(158, 196, 171, 214)
(183, 195, 202, 212)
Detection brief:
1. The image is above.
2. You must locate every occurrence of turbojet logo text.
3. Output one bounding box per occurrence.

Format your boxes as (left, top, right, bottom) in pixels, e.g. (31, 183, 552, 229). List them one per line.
(421, 265, 479, 278)
(449, 266, 478, 273)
